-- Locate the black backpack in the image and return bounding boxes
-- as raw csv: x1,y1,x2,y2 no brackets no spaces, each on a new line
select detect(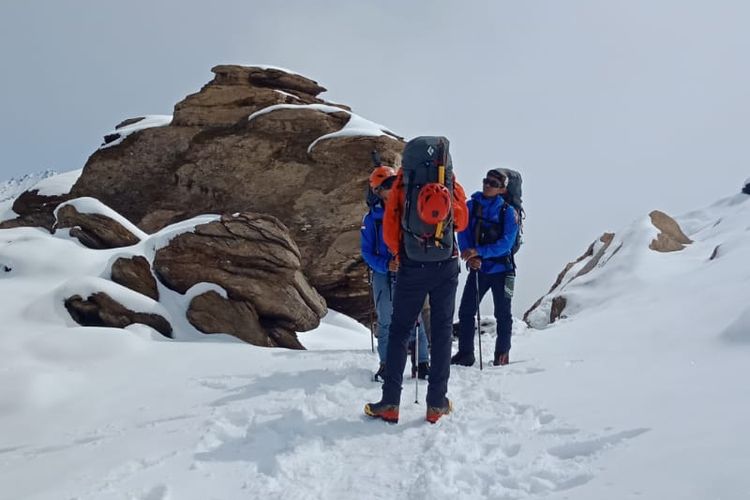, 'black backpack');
400,136,455,262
